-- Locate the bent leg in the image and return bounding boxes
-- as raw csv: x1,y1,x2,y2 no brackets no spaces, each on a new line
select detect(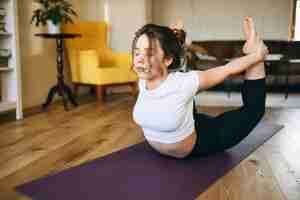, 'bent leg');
189,78,266,158
212,16,267,151
213,78,266,151
188,17,267,158
190,110,221,157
